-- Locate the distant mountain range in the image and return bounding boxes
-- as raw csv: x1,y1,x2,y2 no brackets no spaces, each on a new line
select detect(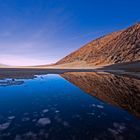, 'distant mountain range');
56,22,140,67
0,64,8,67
